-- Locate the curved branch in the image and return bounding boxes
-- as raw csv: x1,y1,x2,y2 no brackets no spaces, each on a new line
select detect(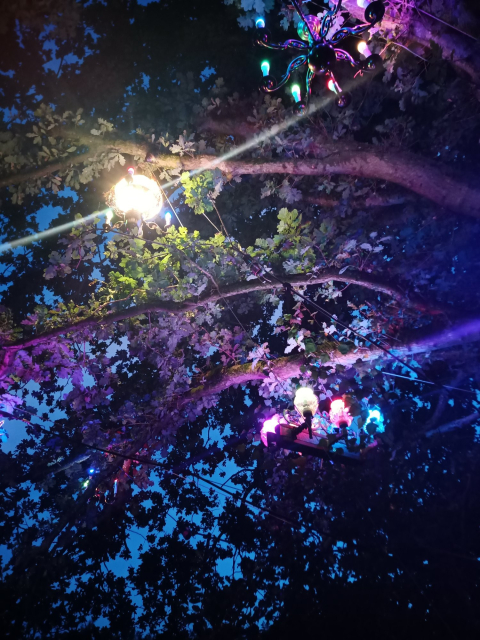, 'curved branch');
1,132,480,217
181,319,480,406
2,270,445,354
